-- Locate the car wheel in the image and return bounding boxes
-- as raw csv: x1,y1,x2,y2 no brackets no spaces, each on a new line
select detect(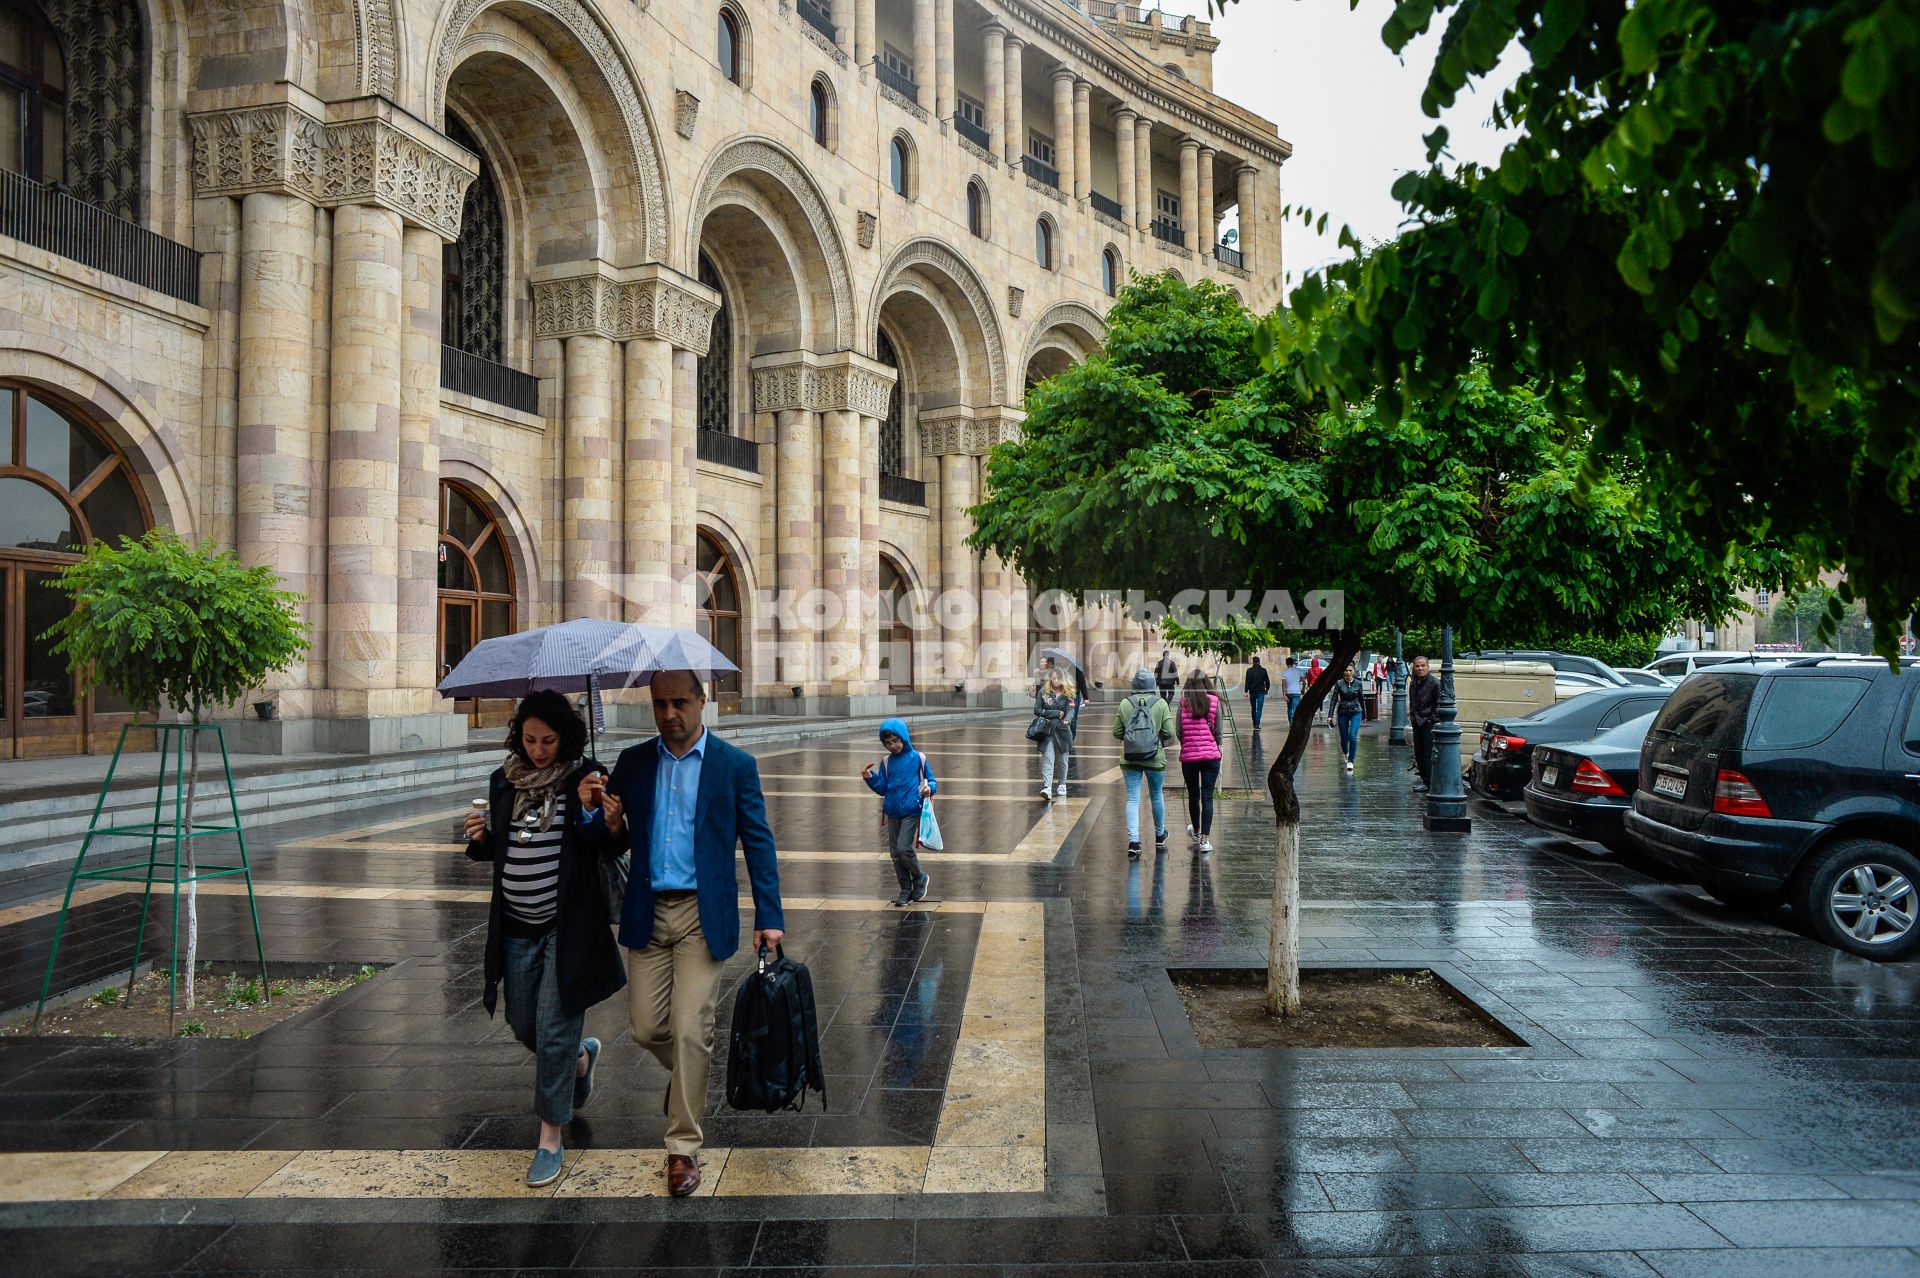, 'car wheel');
1790,838,1920,960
